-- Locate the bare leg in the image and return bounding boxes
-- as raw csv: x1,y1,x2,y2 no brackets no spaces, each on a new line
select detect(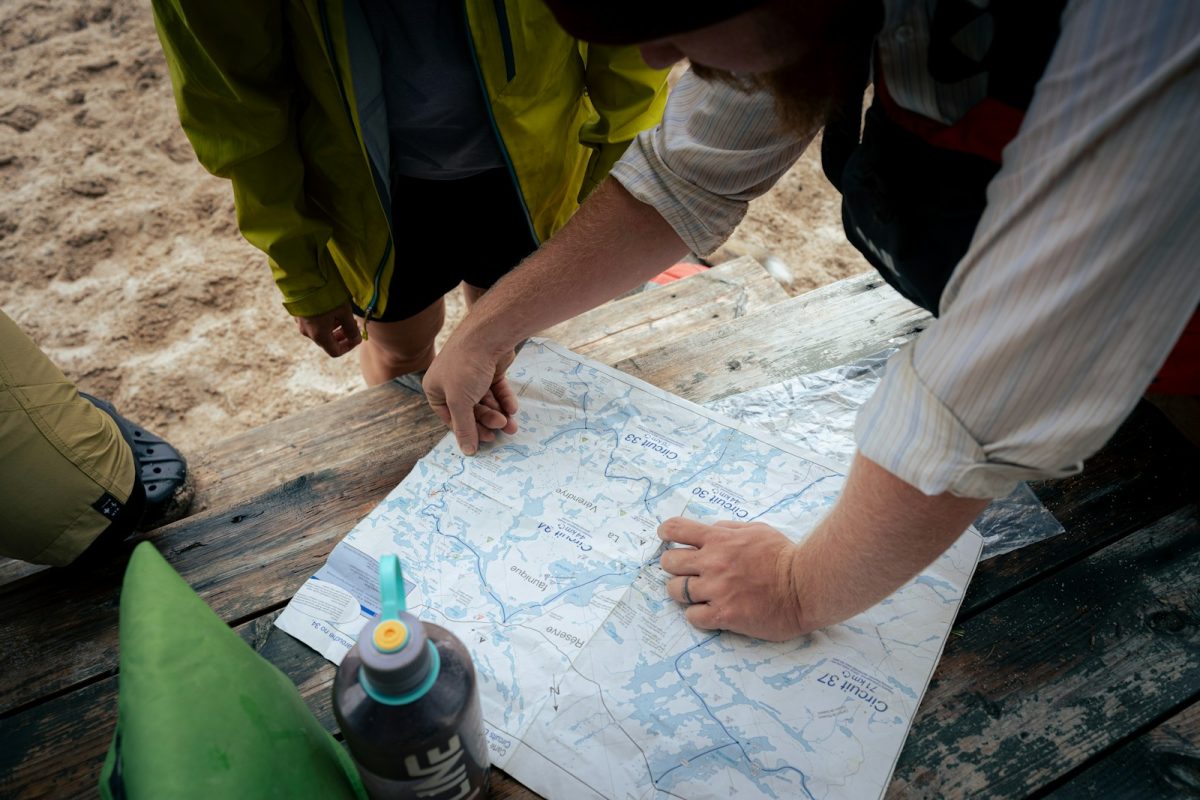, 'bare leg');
357,298,446,386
